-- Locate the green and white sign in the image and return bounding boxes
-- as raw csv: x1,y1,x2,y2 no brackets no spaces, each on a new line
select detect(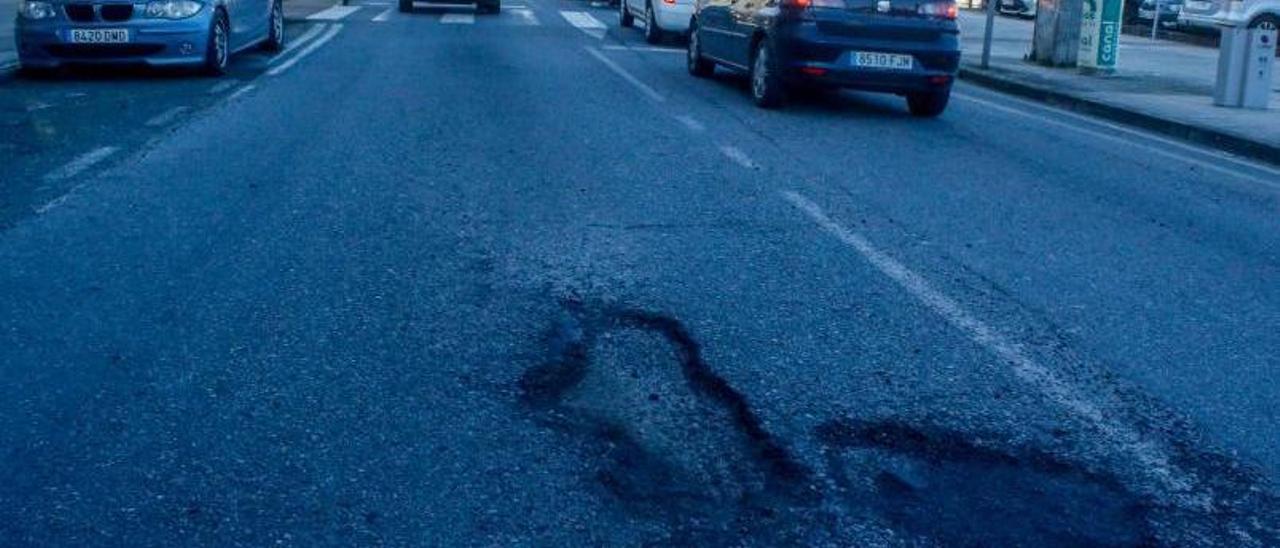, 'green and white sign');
1078,0,1124,70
